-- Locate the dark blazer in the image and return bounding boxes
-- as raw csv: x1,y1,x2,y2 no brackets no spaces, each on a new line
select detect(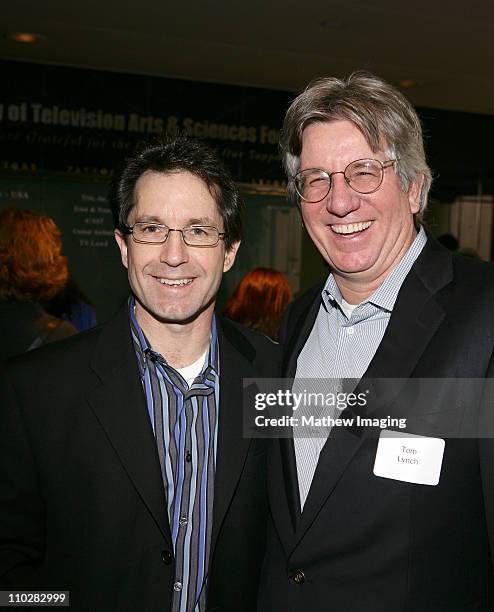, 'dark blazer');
0,305,279,611
259,238,494,612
